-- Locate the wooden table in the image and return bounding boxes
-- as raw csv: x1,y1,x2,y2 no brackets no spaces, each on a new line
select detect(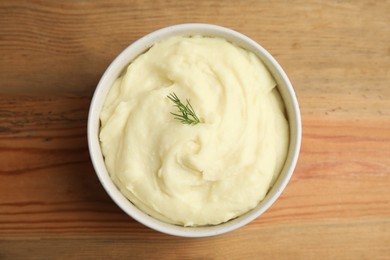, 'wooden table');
1,0,389,258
